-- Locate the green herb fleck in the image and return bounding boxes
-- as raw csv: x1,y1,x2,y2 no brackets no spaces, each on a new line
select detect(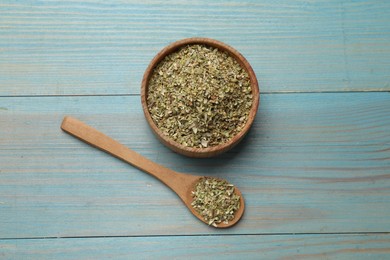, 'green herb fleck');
147,44,253,148
191,177,240,227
